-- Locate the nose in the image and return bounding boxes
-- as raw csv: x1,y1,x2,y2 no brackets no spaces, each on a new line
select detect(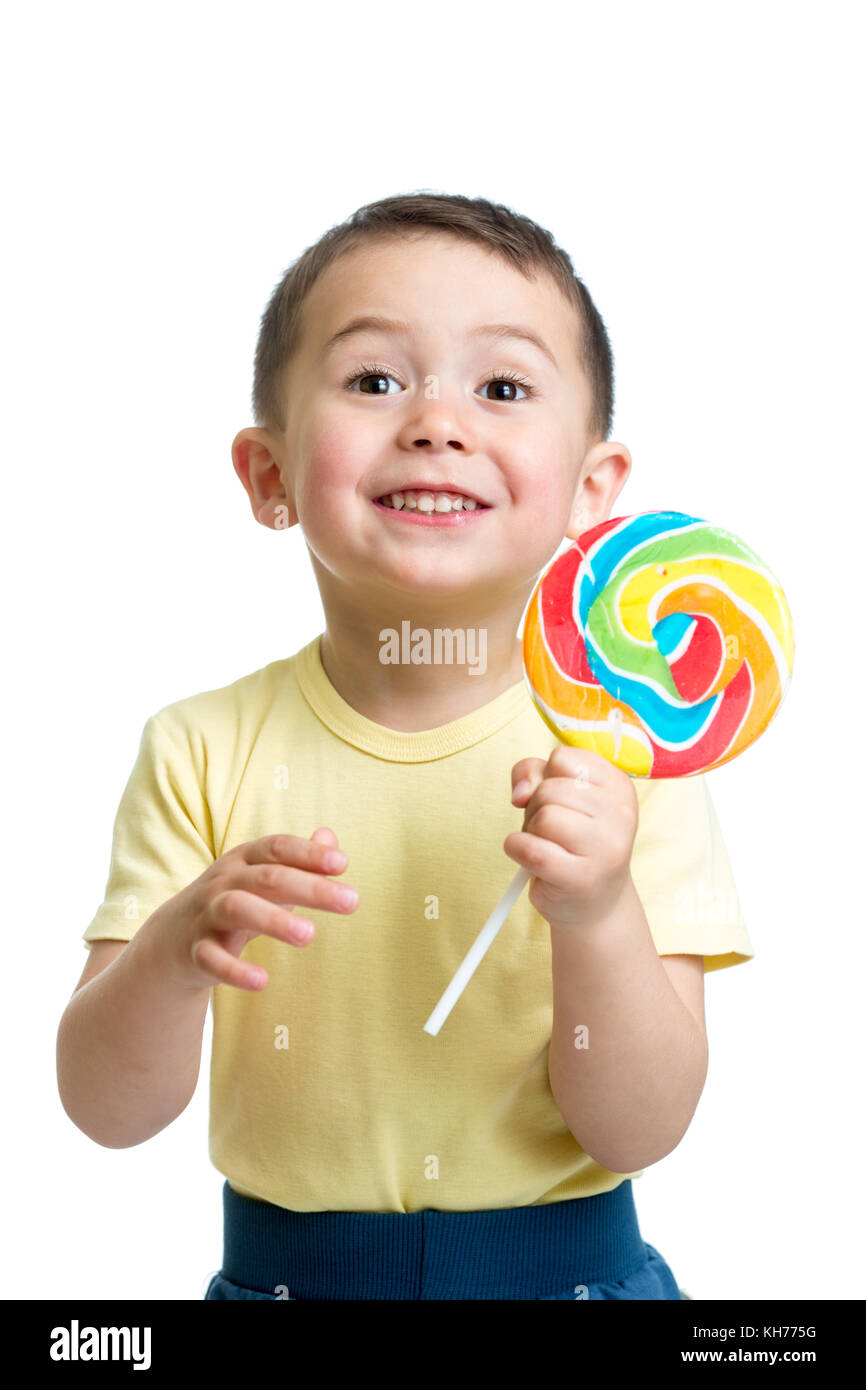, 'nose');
398,398,476,453
414,435,463,449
